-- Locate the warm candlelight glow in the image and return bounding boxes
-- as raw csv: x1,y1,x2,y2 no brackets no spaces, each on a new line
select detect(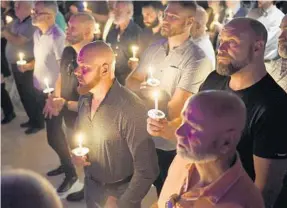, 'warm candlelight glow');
44,78,50,90
131,45,139,59
149,67,153,78
94,23,101,34
19,52,24,61
77,133,83,149
6,15,13,24
153,91,159,111
83,2,88,10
